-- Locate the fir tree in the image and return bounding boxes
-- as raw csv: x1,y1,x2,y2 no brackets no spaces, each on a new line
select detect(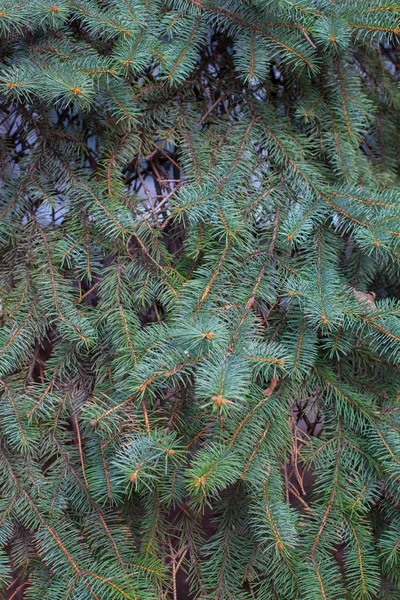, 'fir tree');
1,1,400,598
